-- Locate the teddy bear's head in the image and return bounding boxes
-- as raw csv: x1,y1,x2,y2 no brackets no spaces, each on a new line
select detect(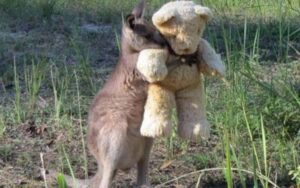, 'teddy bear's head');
152,1,212,55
